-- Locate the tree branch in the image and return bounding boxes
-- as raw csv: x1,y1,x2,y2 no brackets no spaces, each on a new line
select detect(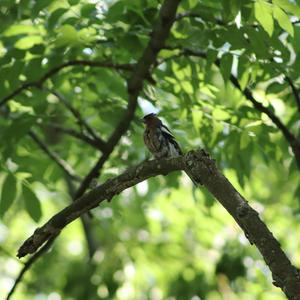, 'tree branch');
7,234,57,300
108,0,181,148
9,3,181,299
165,47,300,170
29,130,81,182
175,11,226,26
16,149,300,299
45,123,107,152
285,75,300,115
46,89,106,146
65,176,99,259
0,60,133,108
